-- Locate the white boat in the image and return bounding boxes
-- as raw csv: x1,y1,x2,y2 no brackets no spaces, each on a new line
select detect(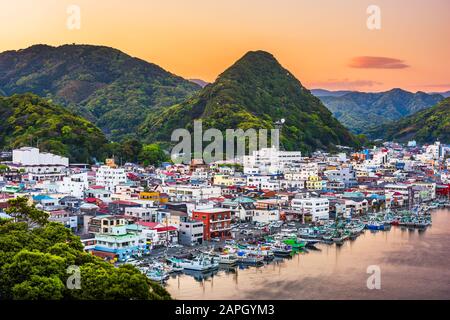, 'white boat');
146,266,169,282
178,254,219,272
236,252,264,265
218,253,238,265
